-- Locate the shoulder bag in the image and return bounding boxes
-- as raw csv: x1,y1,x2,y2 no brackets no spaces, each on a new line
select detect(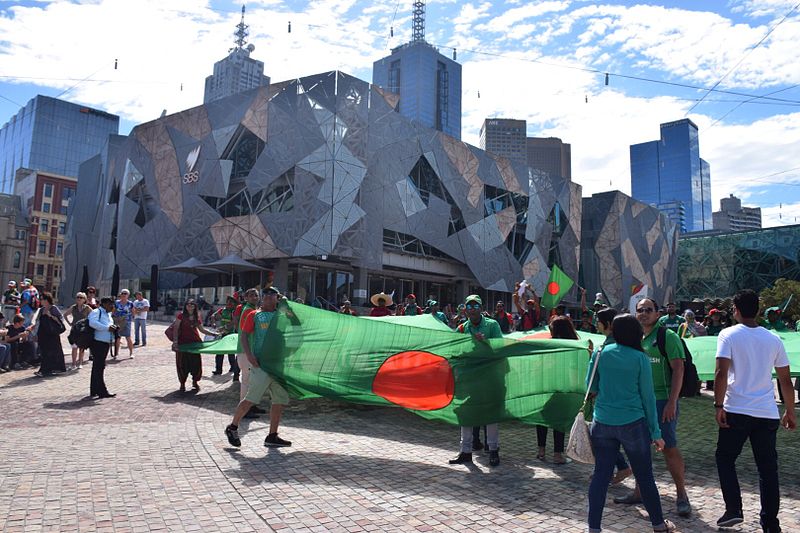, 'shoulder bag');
565,348,602,464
